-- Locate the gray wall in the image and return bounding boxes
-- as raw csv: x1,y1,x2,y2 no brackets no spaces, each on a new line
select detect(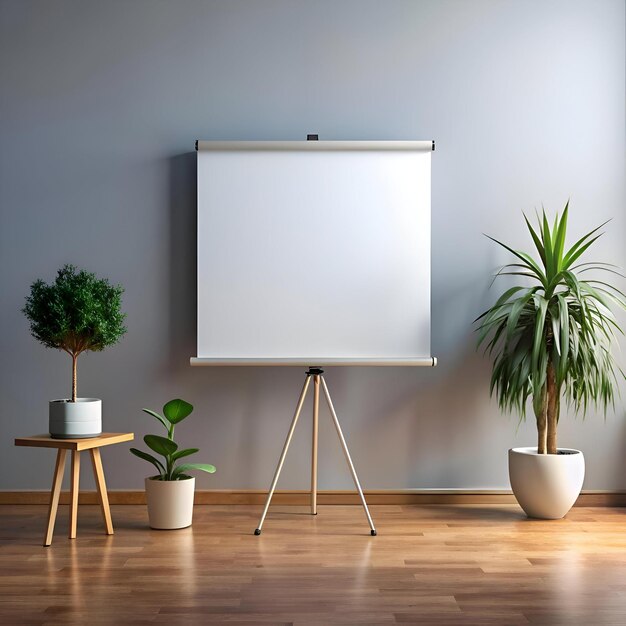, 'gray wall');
1,0,625,492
